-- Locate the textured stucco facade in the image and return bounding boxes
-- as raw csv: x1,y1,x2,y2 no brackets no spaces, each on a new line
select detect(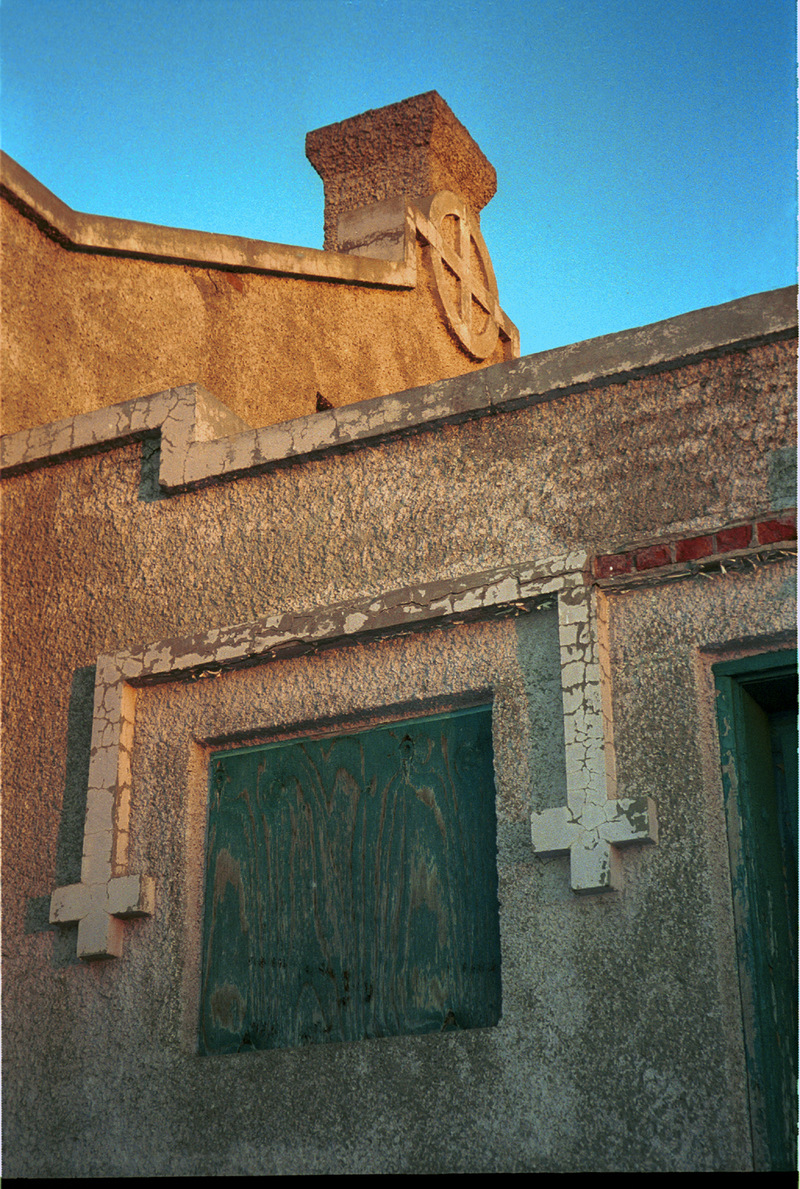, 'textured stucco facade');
1,94,797,1175
0,92,516,438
